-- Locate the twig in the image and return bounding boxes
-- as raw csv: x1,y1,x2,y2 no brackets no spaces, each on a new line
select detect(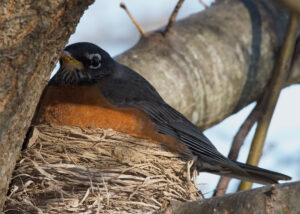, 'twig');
193,169,198,186
239,12,300,191
216,28,299,195
228,101,264,161
164,0,185,35
186,159,194,183
214,97,265,196
199,0,208,9
120,2,145,36
290,36,300,68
